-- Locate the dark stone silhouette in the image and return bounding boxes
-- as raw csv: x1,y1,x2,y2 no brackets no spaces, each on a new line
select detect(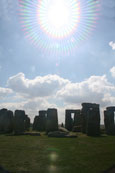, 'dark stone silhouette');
33,116,39,131
65,110,74,131
13,110,28,134
46,108,58,132
0,109,13,133
24,115,30,131
81,103,100,136
104,107,115,135
38,110,47,131
33,111,47,131
65,109,82,131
